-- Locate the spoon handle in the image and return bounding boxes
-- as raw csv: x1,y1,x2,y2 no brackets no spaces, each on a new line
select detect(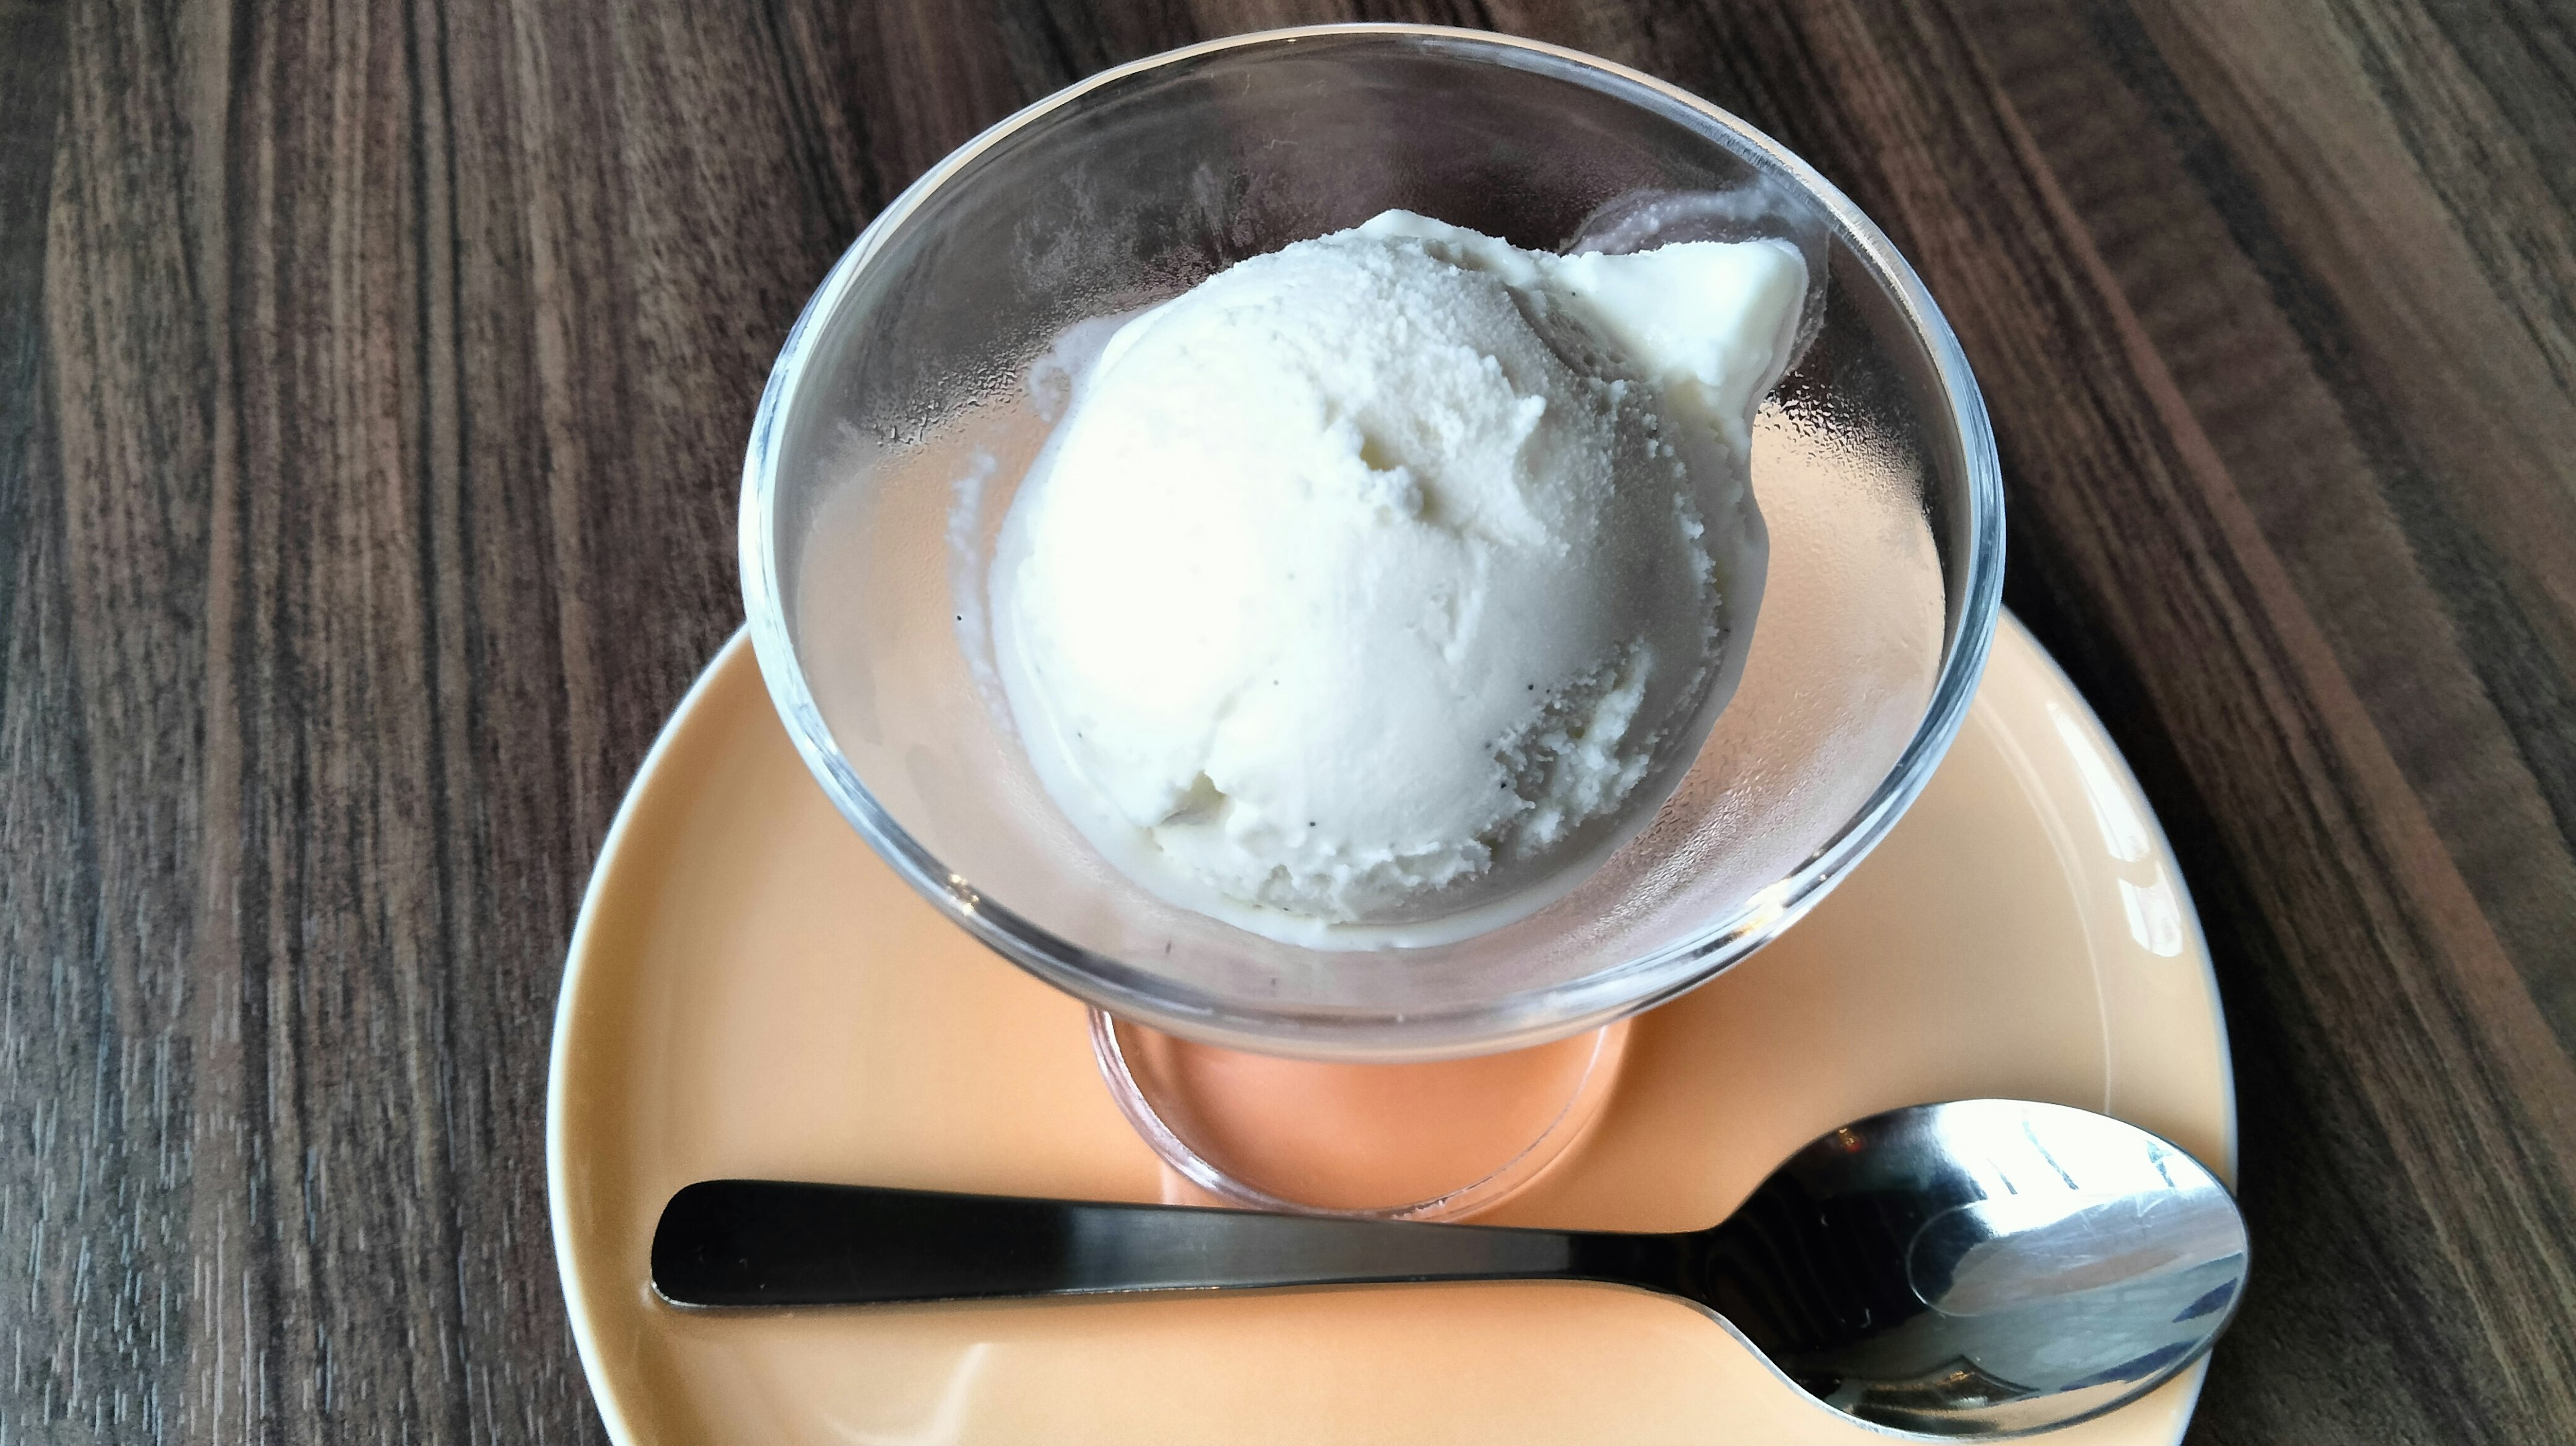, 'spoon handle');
652,1180,1664,1307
